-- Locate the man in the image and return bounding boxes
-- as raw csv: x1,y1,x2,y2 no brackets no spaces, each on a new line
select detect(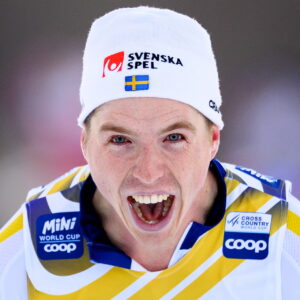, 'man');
1,6,299,300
